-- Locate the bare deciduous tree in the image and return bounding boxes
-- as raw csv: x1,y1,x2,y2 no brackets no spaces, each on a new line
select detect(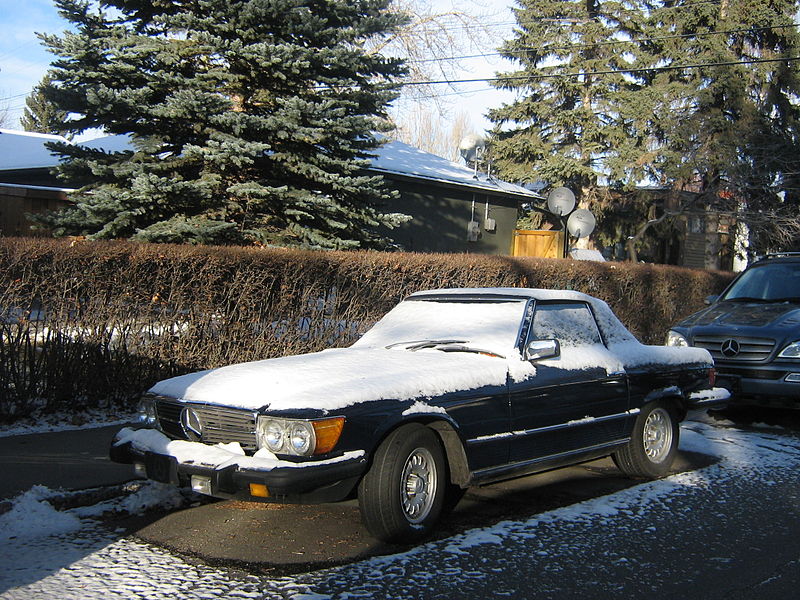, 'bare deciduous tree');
0,96,11,128
390,107,477,161
376,0,505,155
